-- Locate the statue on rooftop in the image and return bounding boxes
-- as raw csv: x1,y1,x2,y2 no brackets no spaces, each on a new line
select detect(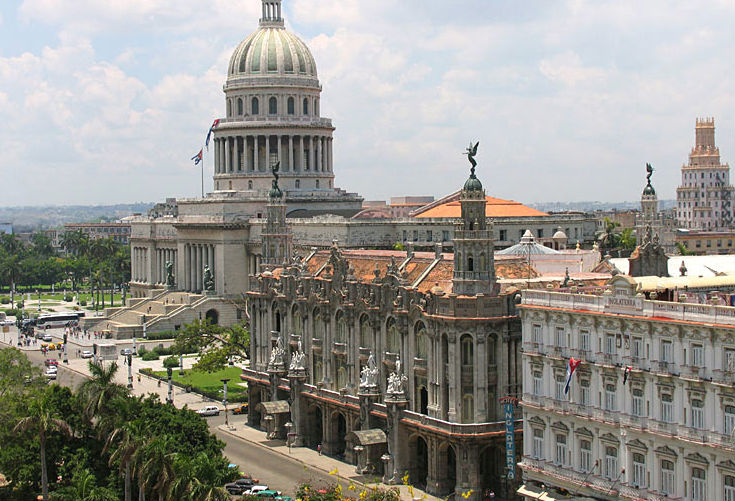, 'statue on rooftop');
203,265,214,291
646,162,654,184
359,351,379,389
465,141,480,176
